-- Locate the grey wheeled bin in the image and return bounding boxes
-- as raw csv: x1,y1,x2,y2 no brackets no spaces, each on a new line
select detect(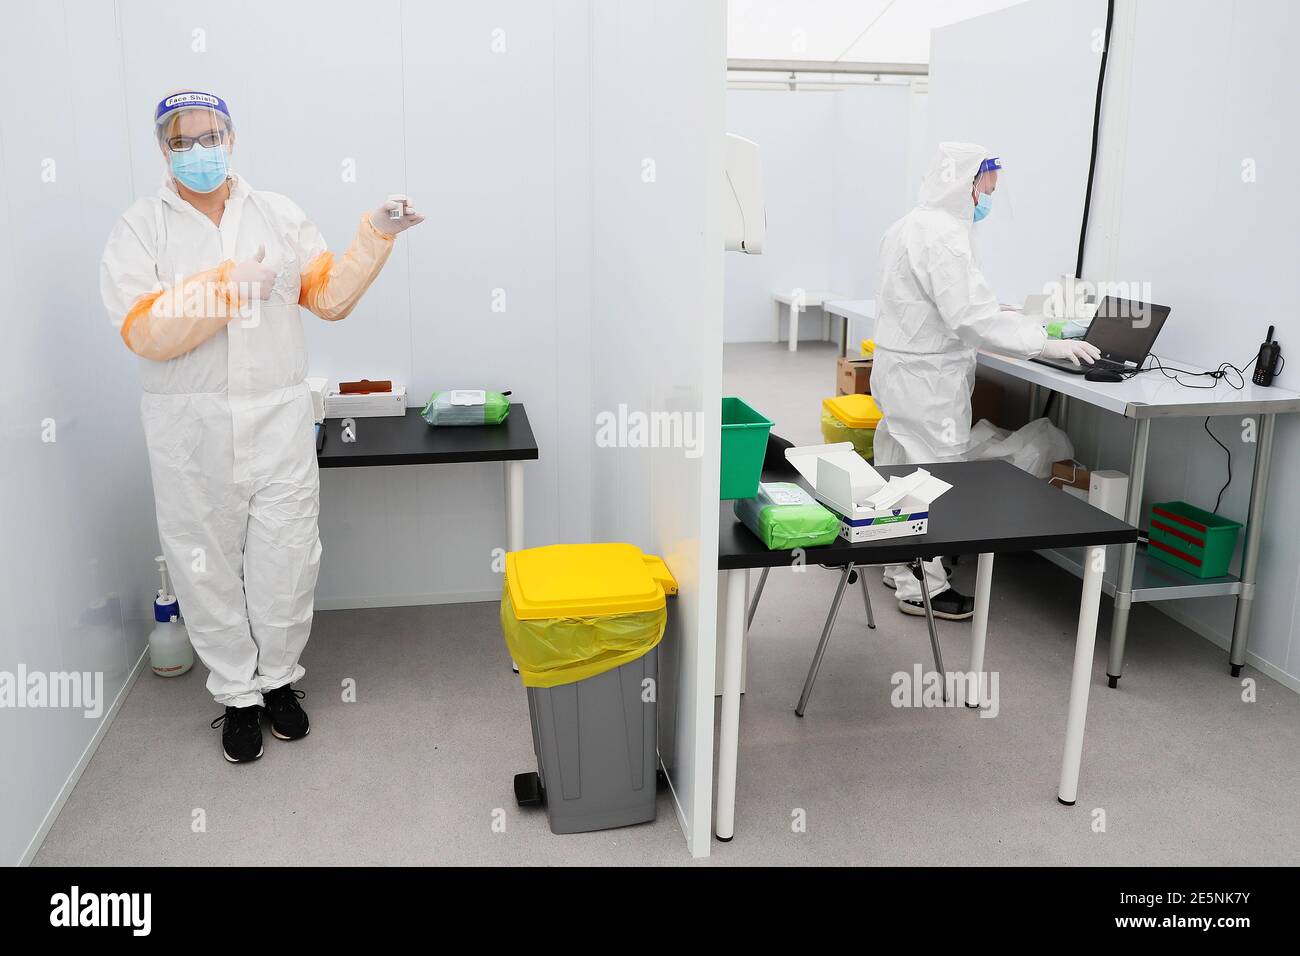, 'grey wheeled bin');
521,647,658,833
501,543,677,834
